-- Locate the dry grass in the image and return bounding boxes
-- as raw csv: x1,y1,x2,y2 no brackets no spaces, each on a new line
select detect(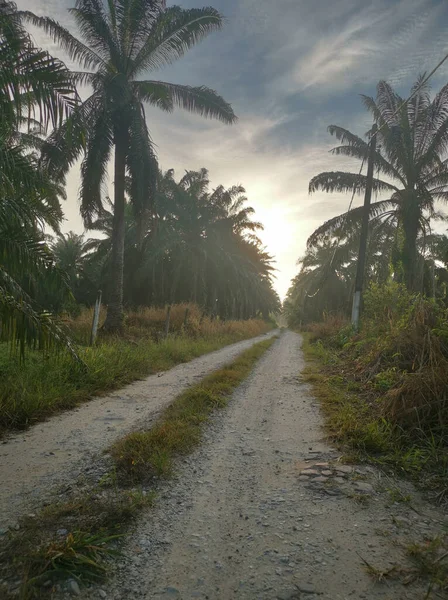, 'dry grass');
301,286,448,501
304,313,349,343
66,303,270,345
